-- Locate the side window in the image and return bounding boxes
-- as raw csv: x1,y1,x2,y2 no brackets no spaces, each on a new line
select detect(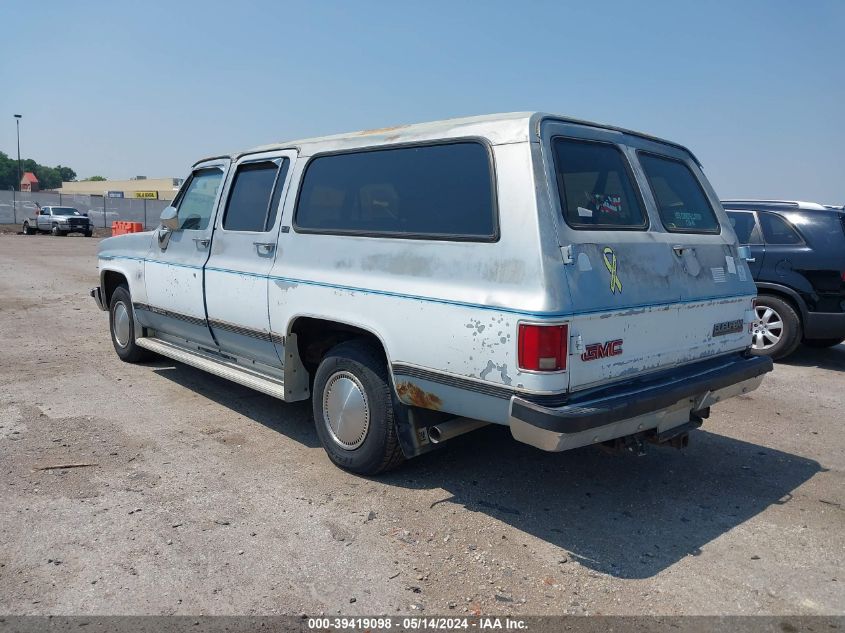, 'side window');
638,152,719,233
176,169,224,231
551,138,647,229
726,211,760,244
758,211,803,245
222,160,288,232
294,142,496,240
